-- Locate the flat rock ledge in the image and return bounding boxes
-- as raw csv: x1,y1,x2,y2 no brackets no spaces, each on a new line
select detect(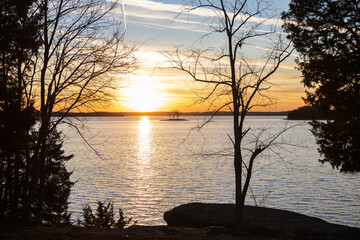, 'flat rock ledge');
164,203,360,239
